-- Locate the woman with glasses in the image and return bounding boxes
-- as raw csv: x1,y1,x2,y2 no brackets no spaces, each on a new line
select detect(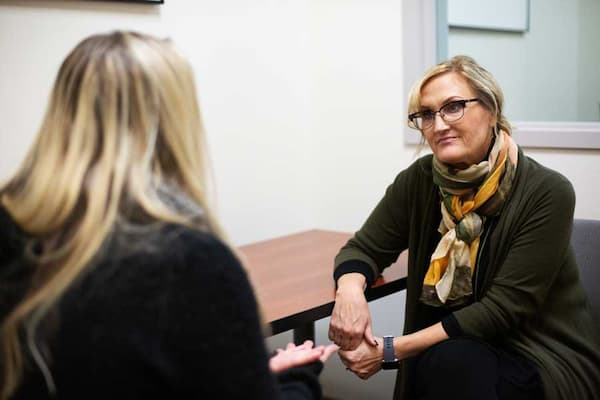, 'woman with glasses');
0,31,337,399
328,55,600,399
